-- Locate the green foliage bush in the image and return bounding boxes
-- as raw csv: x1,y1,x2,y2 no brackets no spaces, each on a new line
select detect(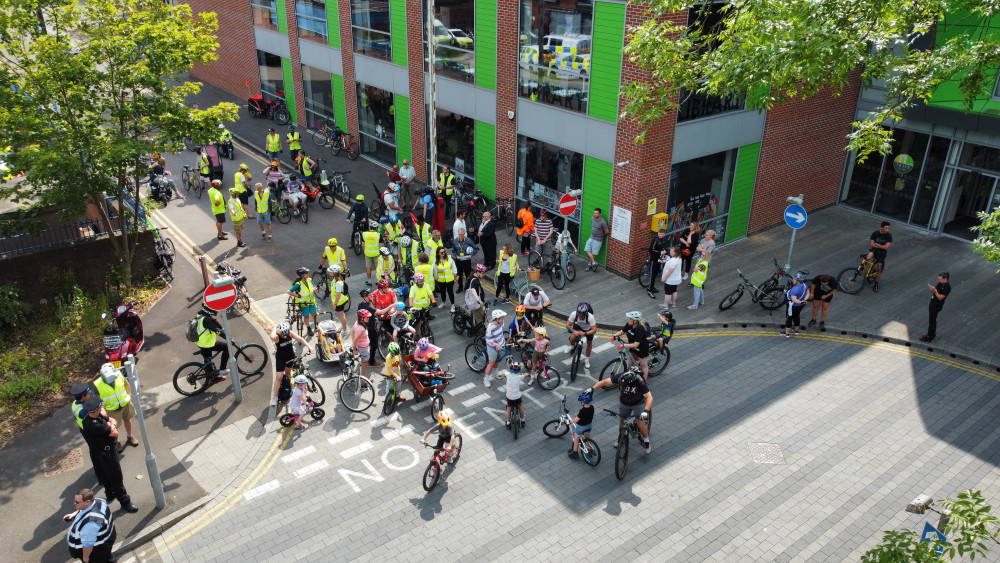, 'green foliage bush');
0,283,31,340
